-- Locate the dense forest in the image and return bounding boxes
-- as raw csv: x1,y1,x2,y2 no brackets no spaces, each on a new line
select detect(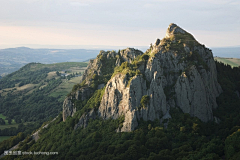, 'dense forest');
1,61,238,160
